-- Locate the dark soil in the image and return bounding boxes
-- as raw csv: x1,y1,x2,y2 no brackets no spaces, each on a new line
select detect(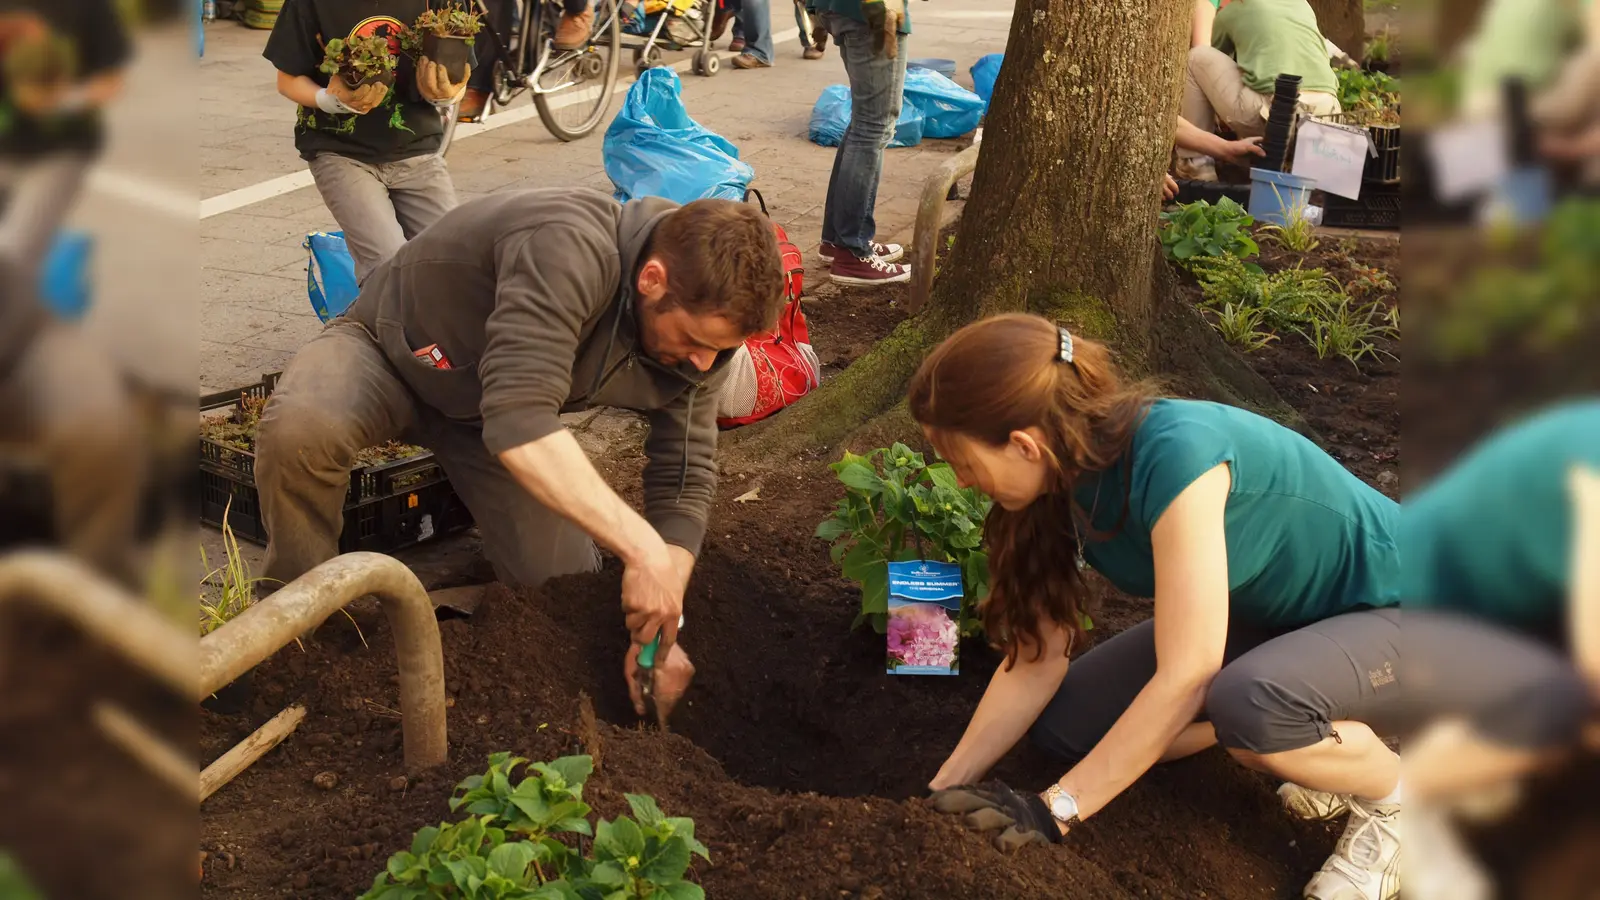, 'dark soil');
0,609,194,900
188,231,1421,900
